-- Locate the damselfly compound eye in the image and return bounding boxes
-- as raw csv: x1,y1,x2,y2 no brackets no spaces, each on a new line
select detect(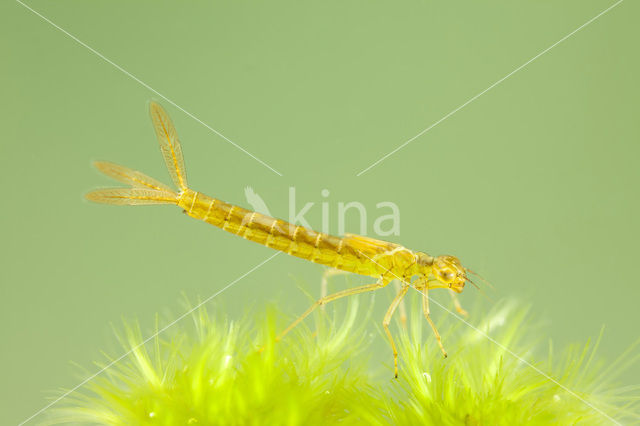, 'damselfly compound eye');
438,269,455,282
